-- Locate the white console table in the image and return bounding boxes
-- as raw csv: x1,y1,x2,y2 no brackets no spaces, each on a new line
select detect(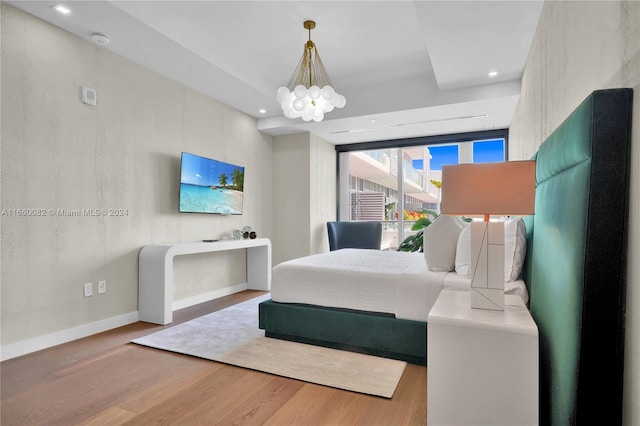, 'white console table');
138,238,271,325
427,290,538,425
